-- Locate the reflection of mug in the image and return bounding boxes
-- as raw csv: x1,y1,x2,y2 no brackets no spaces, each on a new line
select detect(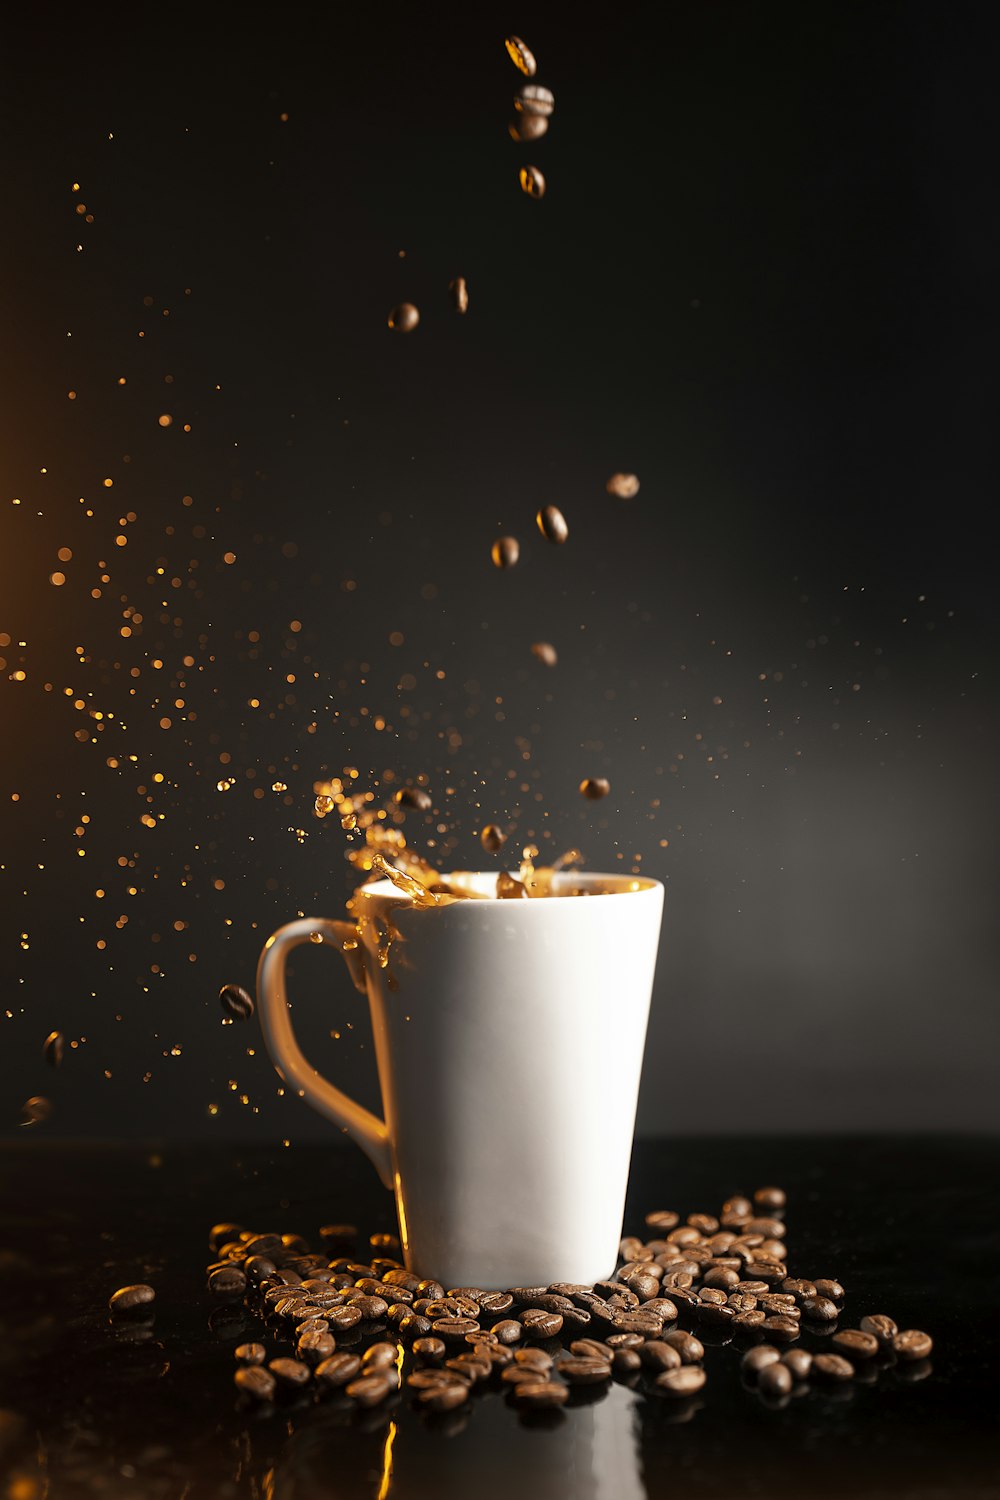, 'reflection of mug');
257,871,663,1289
